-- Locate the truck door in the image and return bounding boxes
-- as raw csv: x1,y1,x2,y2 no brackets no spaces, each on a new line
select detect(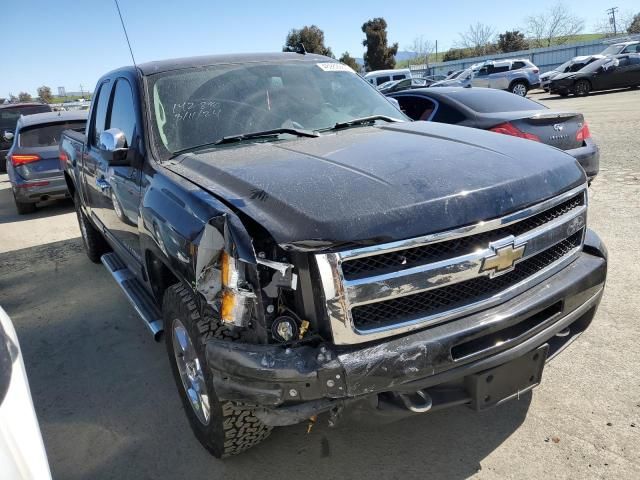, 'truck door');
92,77,144,266
82,79,112,222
